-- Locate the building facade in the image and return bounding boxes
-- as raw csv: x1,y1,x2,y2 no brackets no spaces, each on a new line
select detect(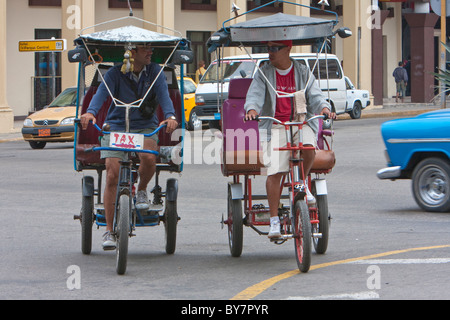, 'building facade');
0,0,440,133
